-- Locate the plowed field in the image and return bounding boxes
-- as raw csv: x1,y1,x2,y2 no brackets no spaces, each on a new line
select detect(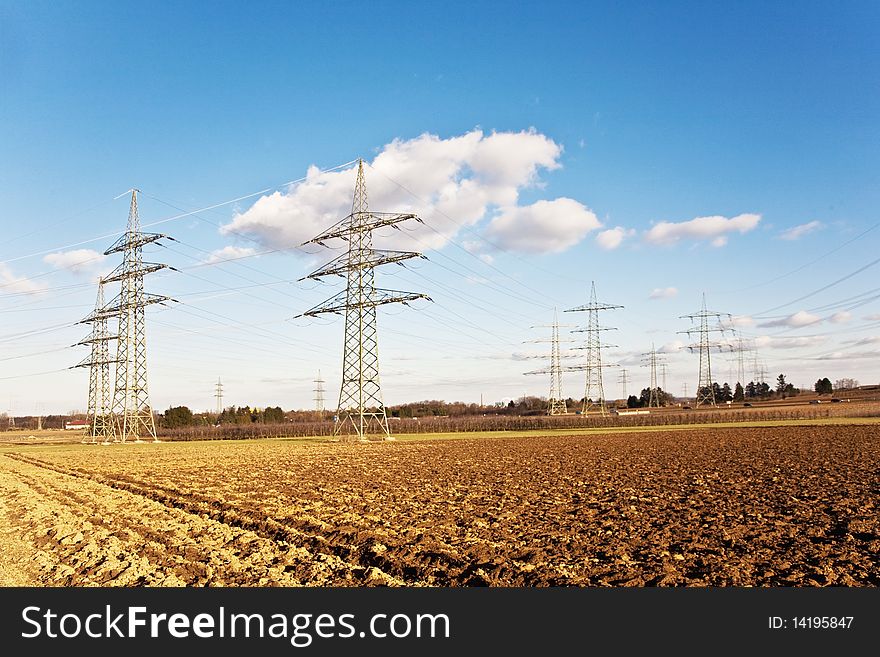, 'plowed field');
1,425,877,586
